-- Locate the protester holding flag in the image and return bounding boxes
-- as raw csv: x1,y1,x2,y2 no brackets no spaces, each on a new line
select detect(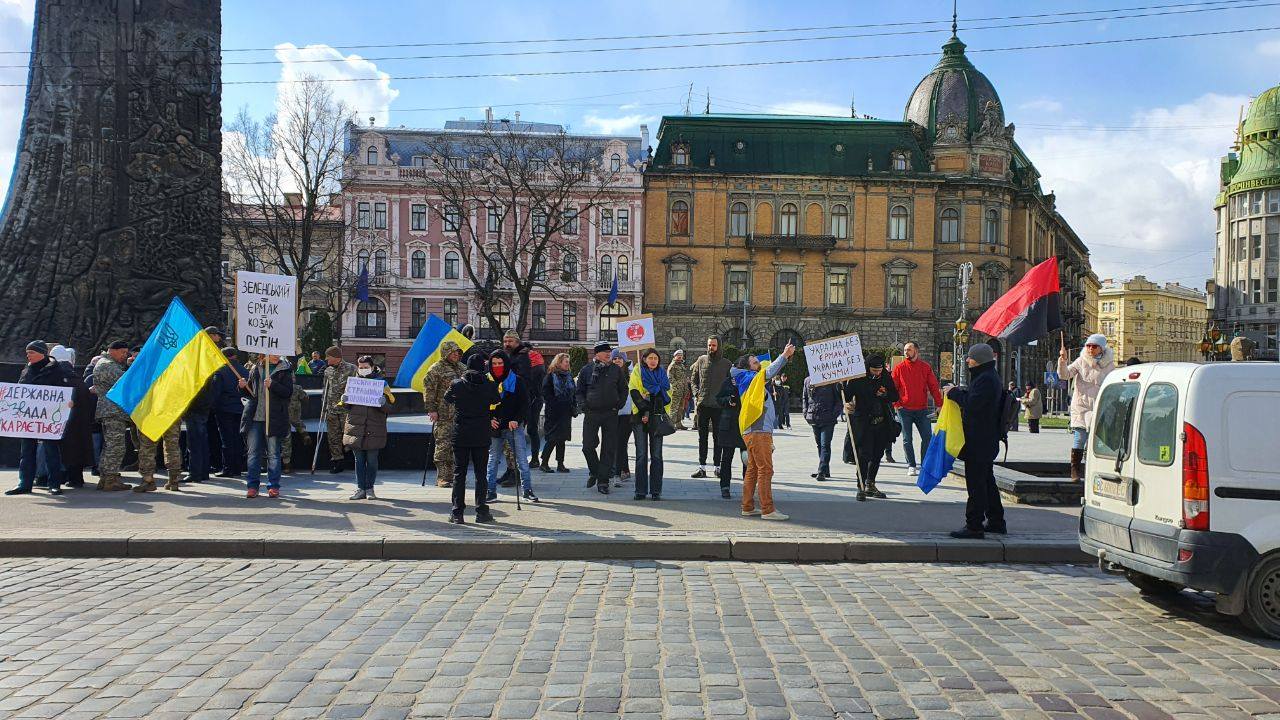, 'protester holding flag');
90,342,133,492
421,341,467,488
343,356,392,500
843,354,900,501
1058,333,1115,483
4,341,75,496
484,350,538,504
715,364,747,500
629,348,670,501
239,355,294,498
445,355,497,524
732,342,795,521
944,343,1006,539
321,347,356,473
